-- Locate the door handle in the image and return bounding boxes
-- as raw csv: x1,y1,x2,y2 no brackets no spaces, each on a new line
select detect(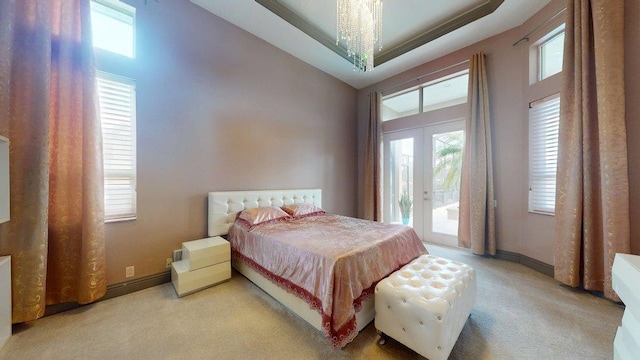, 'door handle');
424,191,430,200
